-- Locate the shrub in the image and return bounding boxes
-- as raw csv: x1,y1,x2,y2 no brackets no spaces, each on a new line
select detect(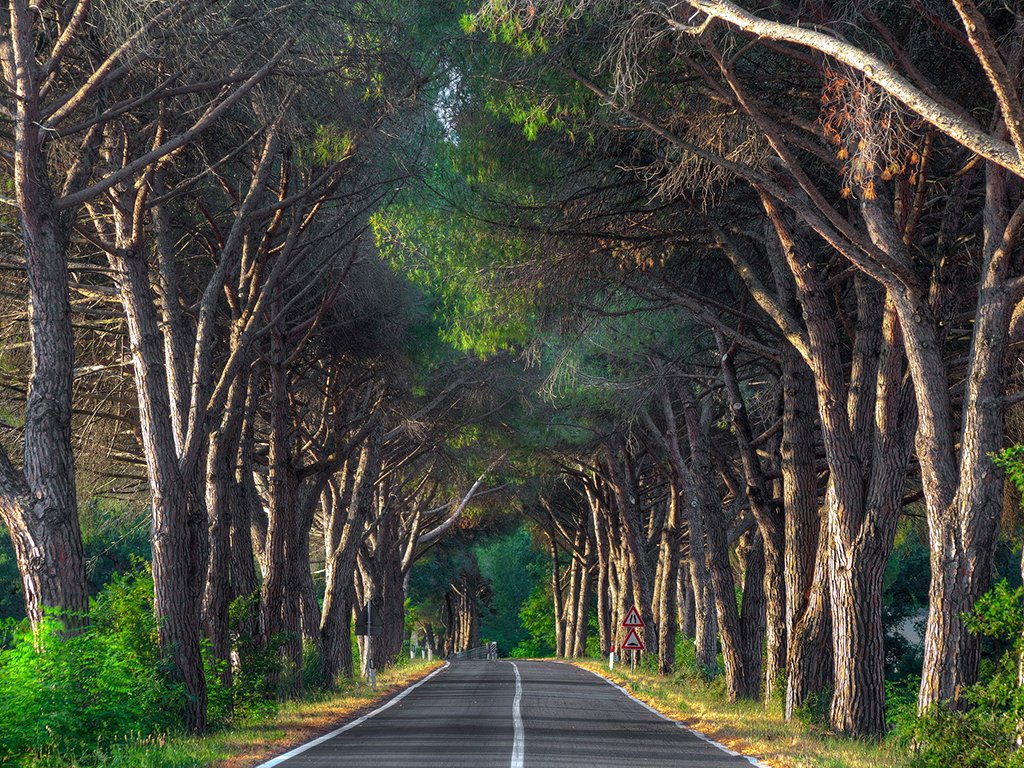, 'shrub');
0,566,181,763
888,579,1024,767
